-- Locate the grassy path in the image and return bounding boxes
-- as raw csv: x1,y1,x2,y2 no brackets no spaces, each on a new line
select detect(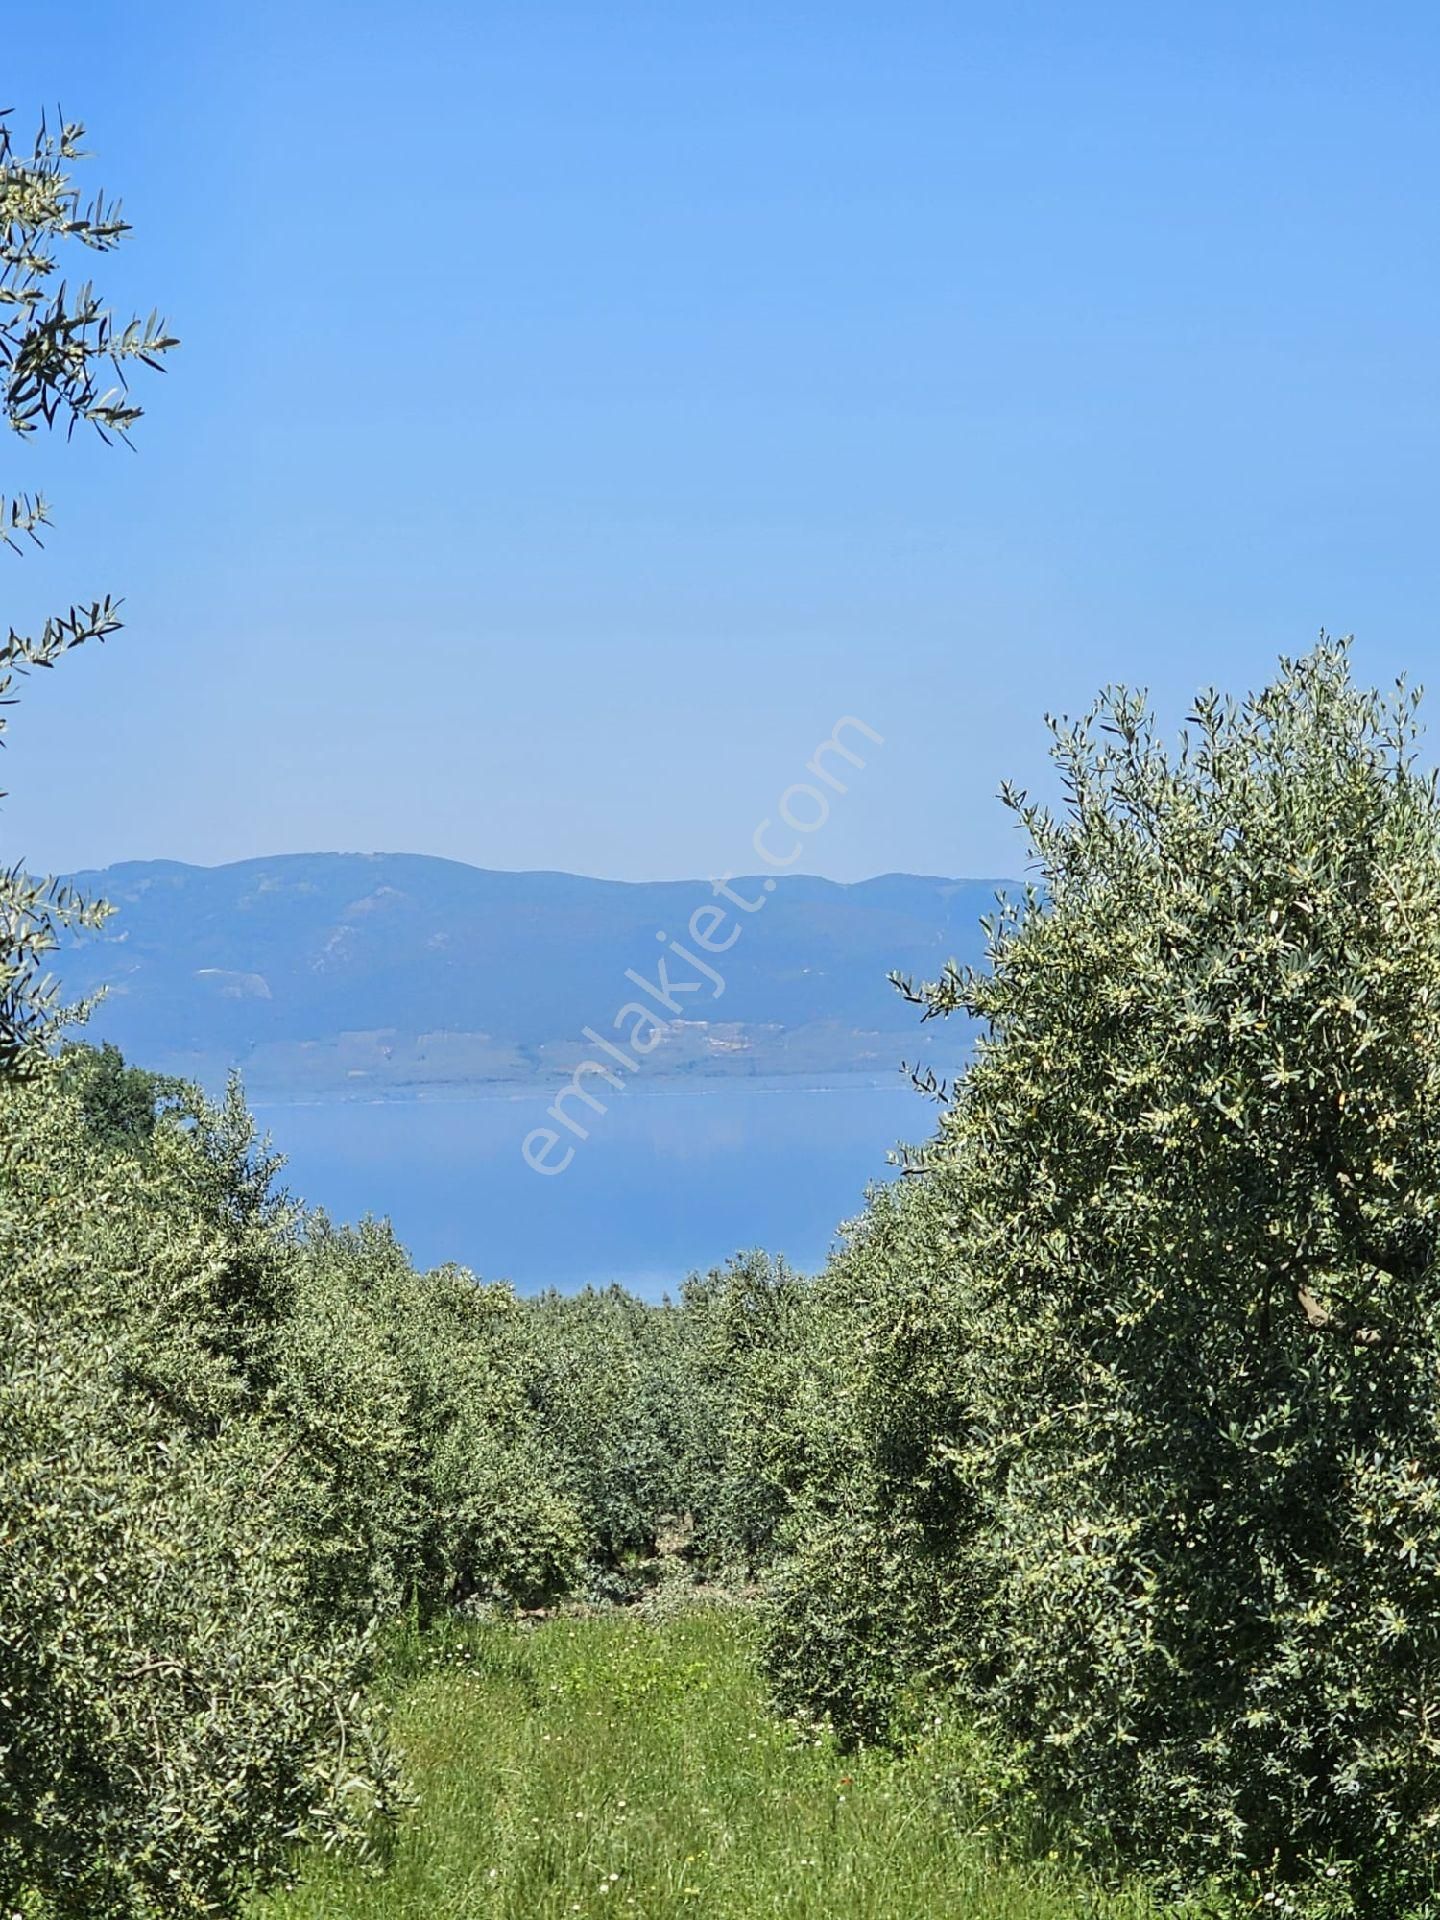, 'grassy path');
252,1605,1157,1920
